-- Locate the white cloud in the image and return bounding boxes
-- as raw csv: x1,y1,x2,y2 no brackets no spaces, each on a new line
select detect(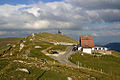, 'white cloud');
24,20,50,29
23,7,40,17
0,4,27,17
0,0,120,37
